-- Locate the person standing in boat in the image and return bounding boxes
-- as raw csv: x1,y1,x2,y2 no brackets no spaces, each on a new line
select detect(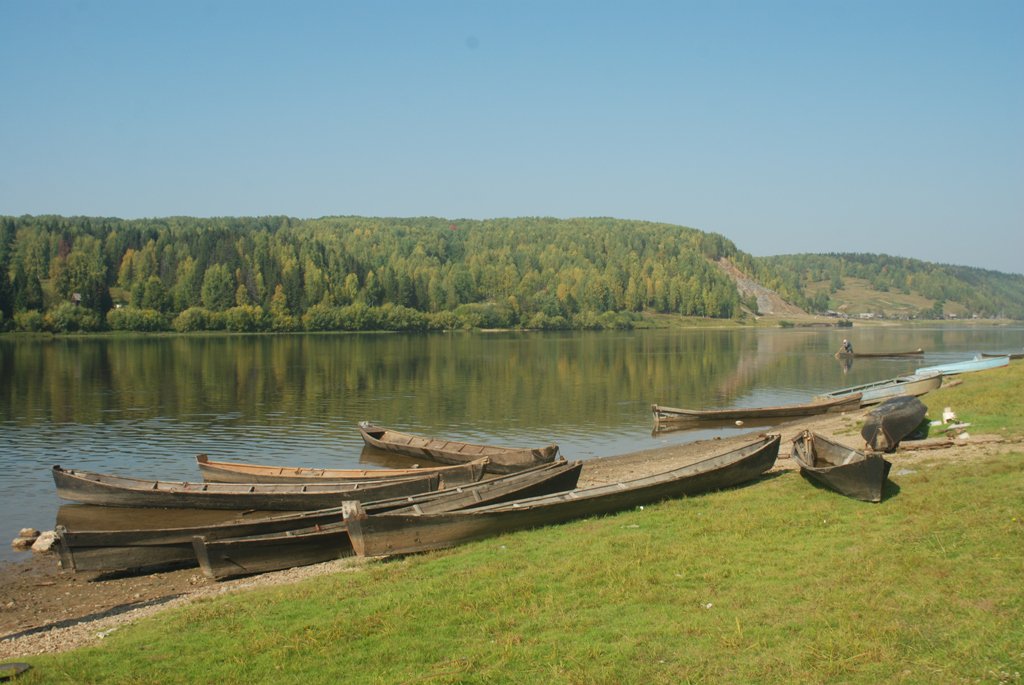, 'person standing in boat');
841,339,853,354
